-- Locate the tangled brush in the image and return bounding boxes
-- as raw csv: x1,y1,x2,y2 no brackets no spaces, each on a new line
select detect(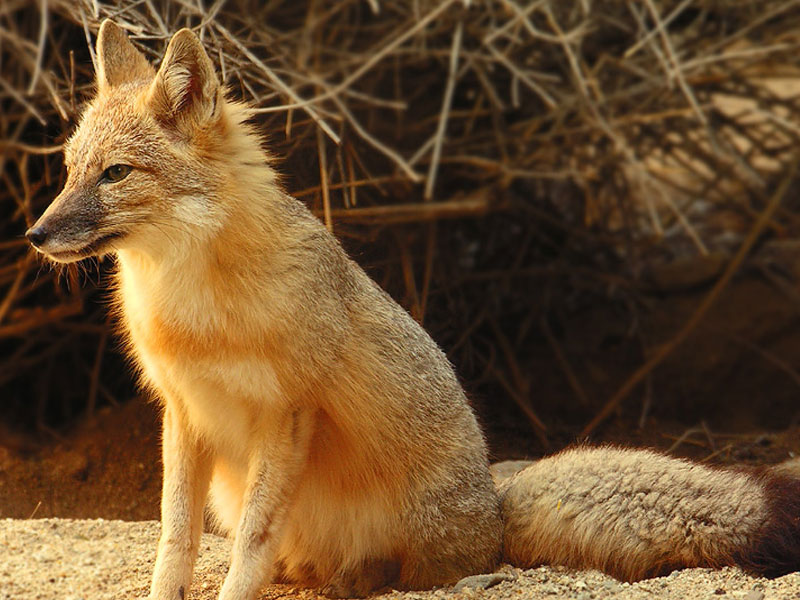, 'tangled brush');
2,0,799,439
